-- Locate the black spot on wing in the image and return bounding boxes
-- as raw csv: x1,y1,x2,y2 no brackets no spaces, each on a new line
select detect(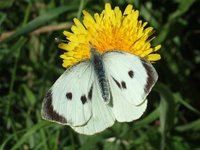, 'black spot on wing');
42,90,67,123
112,77,121,89
140,58,157,93
66,92,72,100
88,84,93,100
128,70,134,78
121,81,127,89
81,95,87,104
